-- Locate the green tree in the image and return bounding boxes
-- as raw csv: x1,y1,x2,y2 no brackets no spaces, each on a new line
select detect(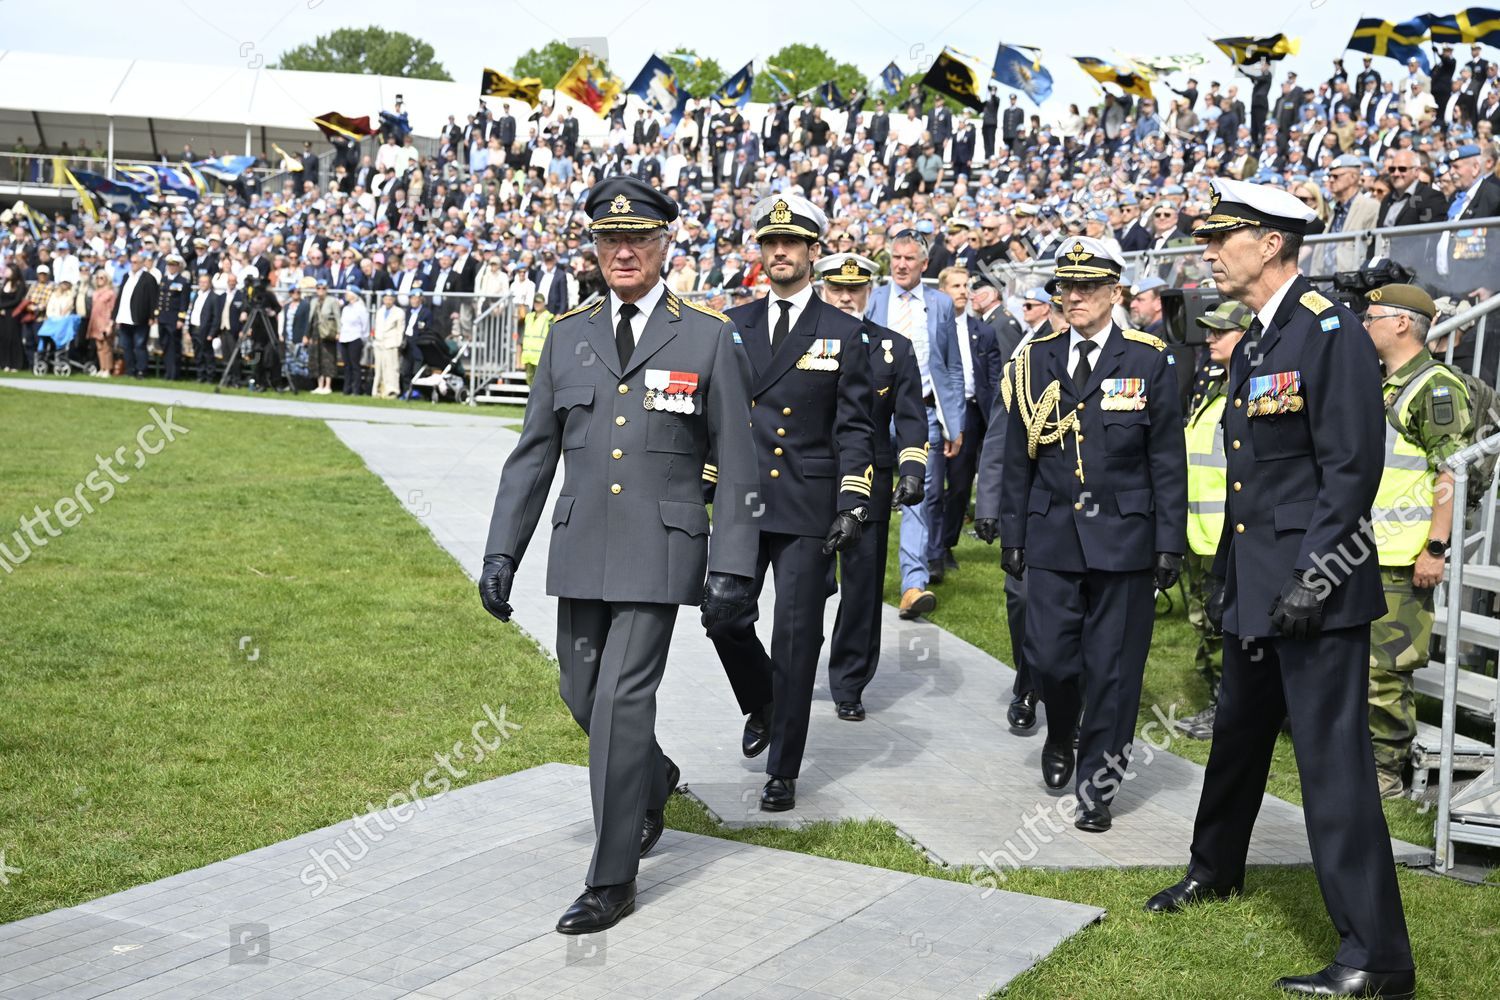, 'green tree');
662,48,726,102
512,40,582,88
751,43,867,105
273,26,451,80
